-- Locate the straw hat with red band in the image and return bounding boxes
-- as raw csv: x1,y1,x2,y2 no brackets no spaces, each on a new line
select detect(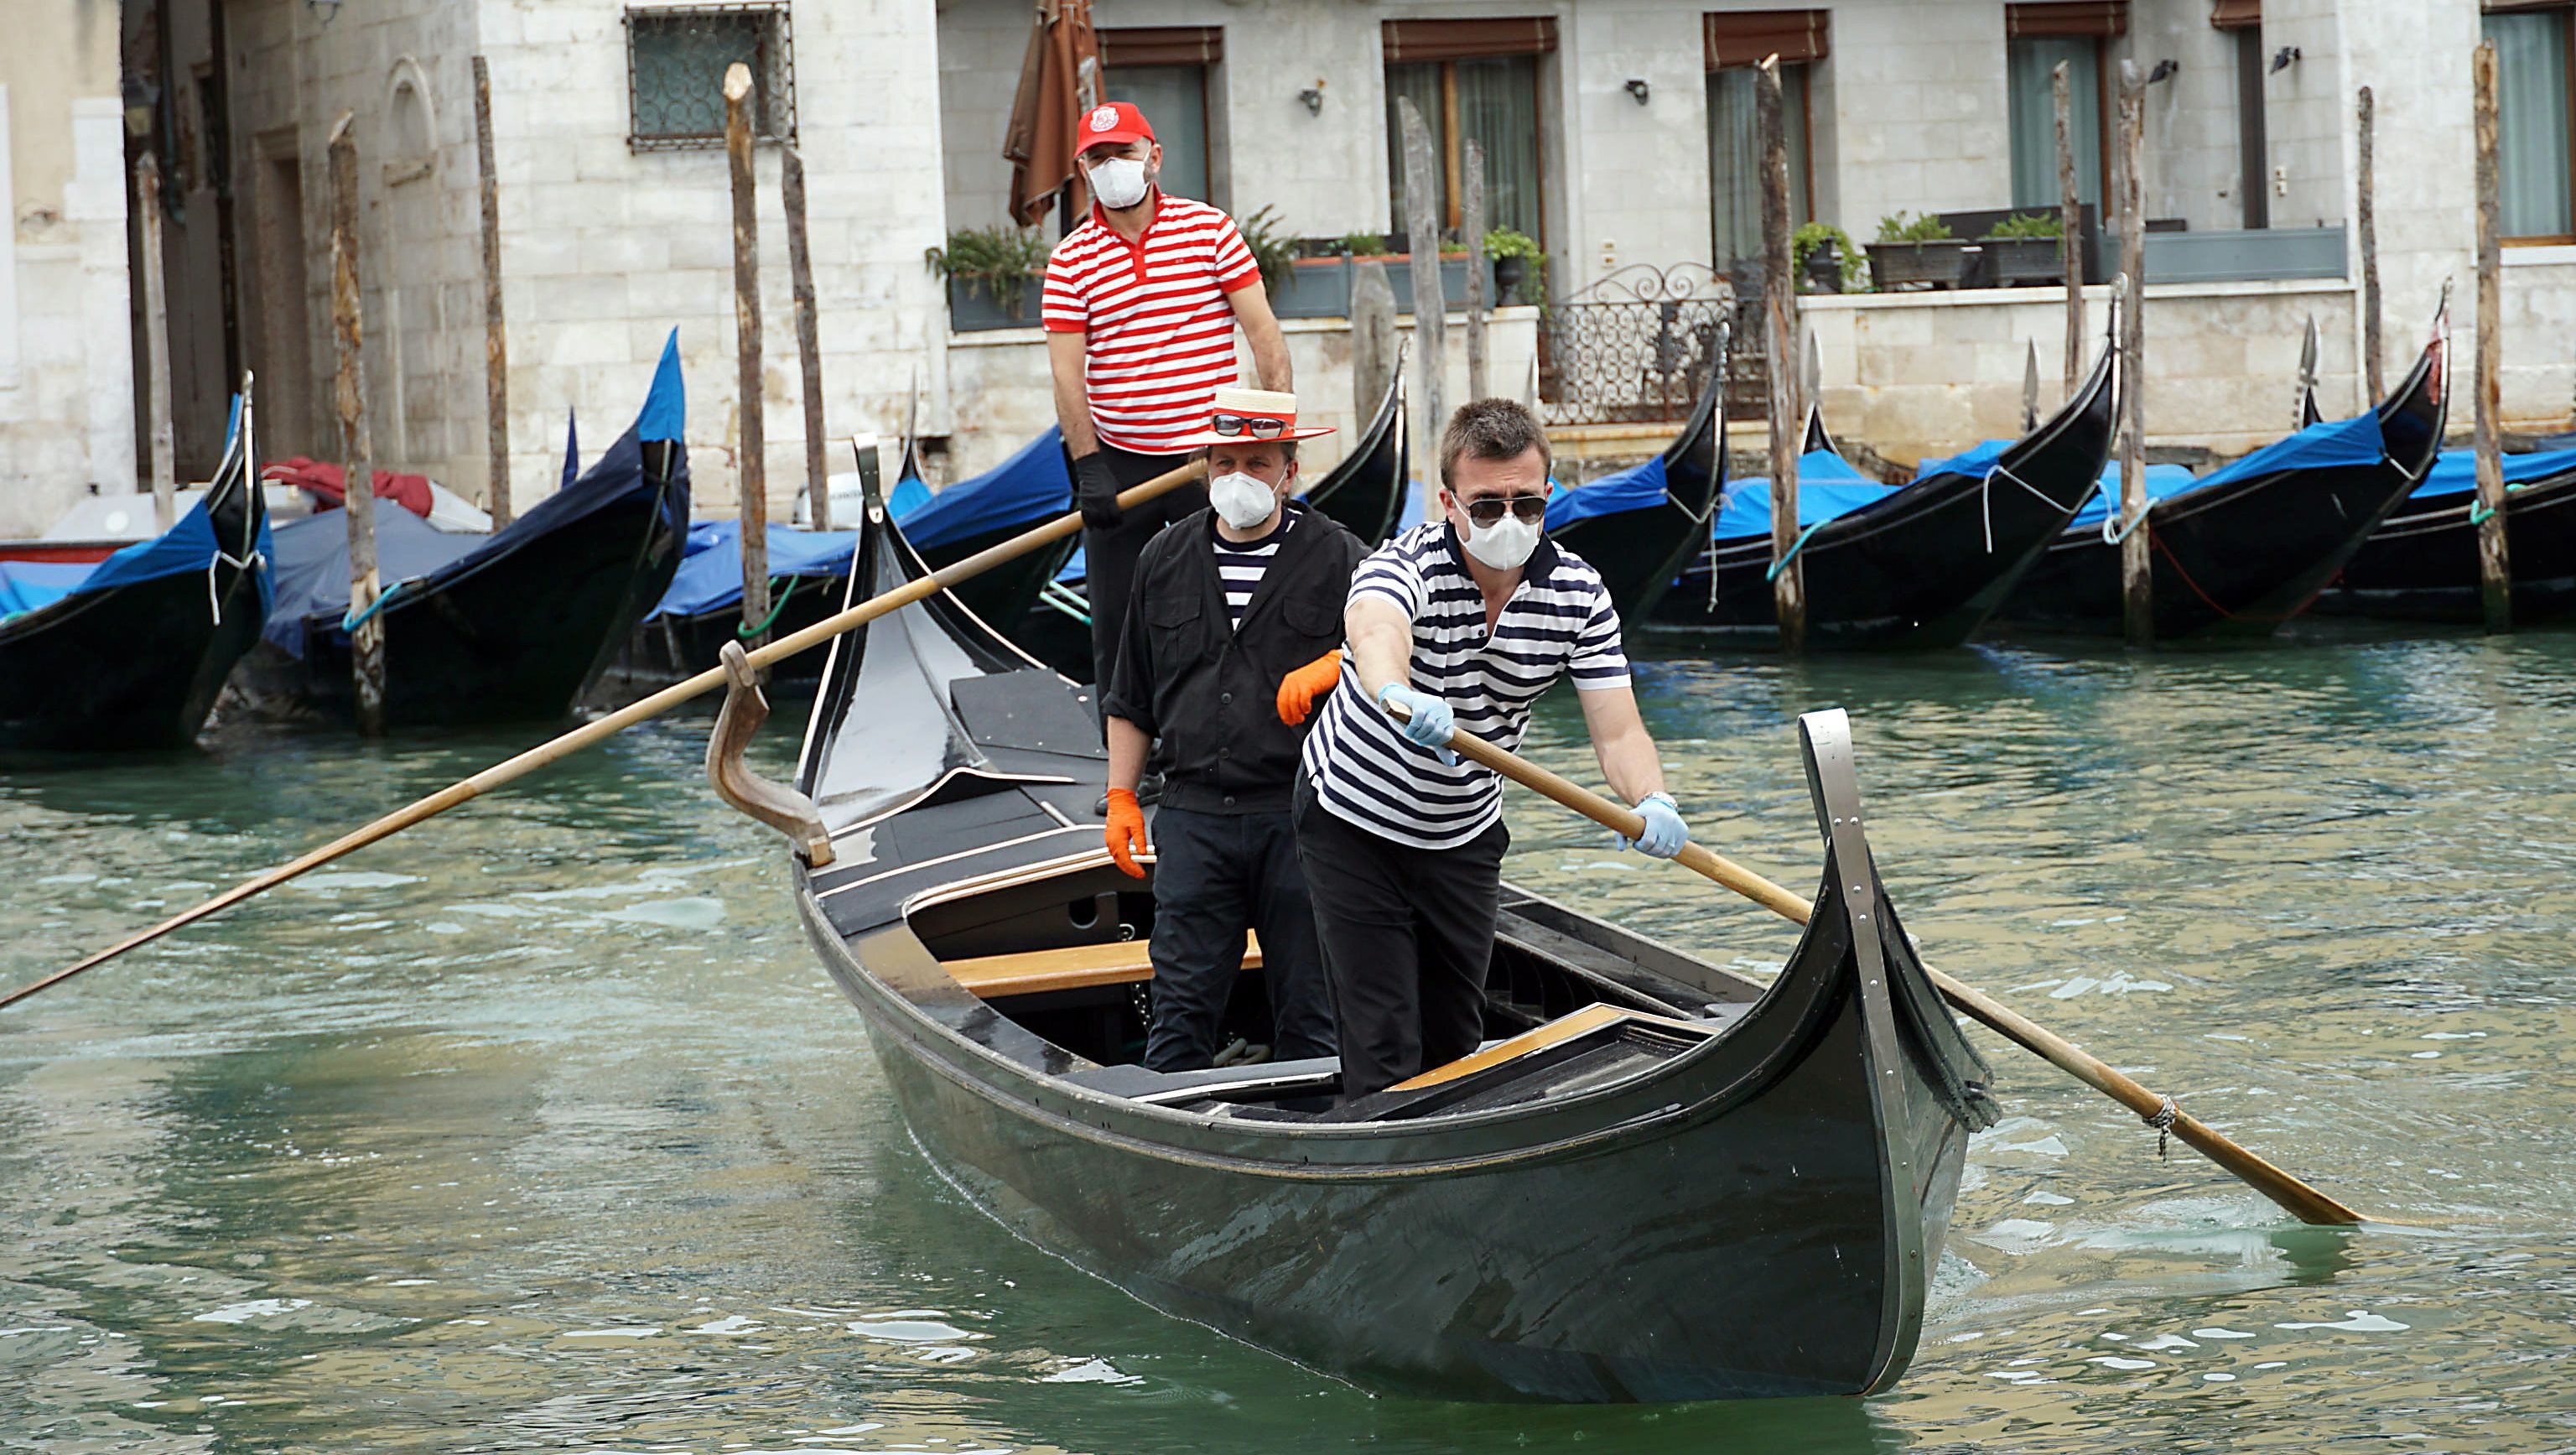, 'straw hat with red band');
1172,387,1337,448
1078,101,1156,153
